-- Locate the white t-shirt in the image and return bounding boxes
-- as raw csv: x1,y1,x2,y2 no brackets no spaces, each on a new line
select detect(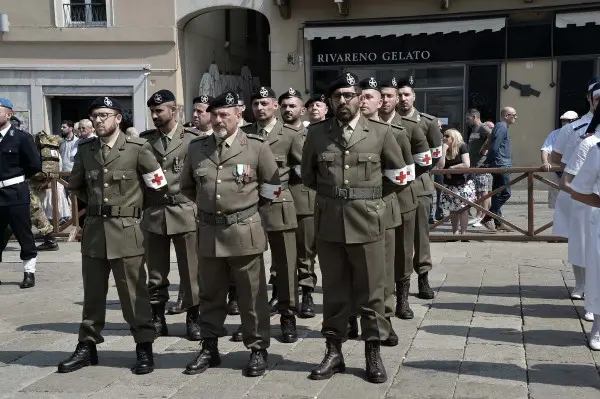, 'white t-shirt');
571,144,600,198
558,112,593,164
565,130,600,176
